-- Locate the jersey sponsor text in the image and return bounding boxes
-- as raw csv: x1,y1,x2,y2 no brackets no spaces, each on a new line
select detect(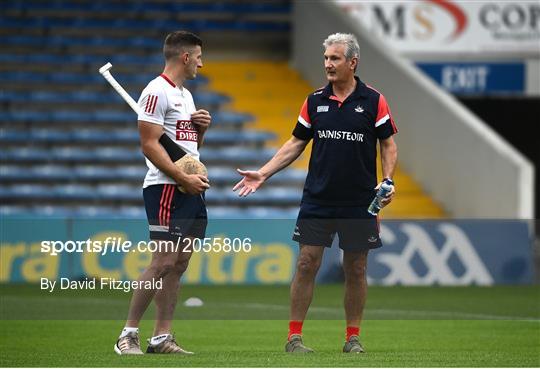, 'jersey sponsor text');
317,129,364,142
176,120,198,142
